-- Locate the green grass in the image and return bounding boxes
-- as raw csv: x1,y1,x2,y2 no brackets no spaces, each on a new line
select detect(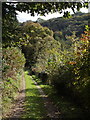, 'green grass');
2,73,22,117
22,71,47,119
39,84,85,119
